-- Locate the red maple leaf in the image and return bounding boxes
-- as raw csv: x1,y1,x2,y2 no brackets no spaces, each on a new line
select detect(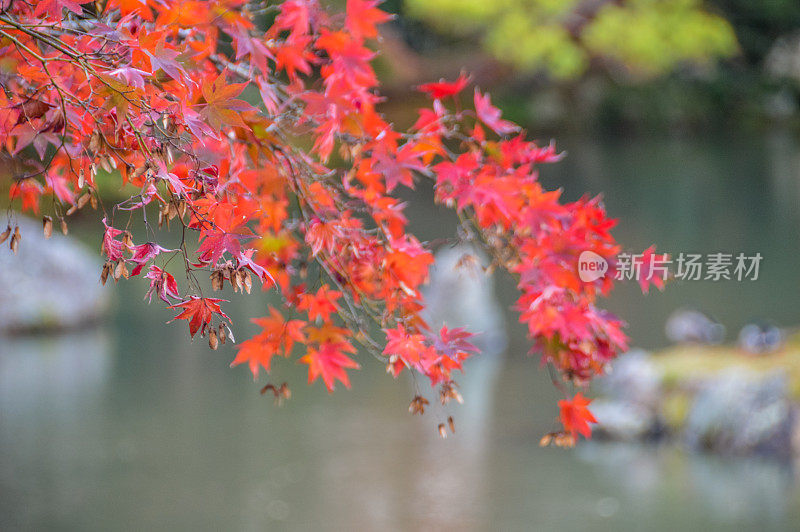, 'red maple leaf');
195,202,255,265
129,242,173,276
433,326,480,361
144,266,180,304
637,245,669,294
474,89,519,136
418,73,471,100
199,70,257,130
345,0,392,40
169,296,230,338
297,285,341,322
372,143,427,192
101,219,128,262
145,37,186,82
273,0,311,37
300,341,359,391
559,393,597,439
231,307,306,378
232,336,276,379
304,217,342,257
34,0,84,19
10,180,43,213
108,0,155,20
273,37,315,79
